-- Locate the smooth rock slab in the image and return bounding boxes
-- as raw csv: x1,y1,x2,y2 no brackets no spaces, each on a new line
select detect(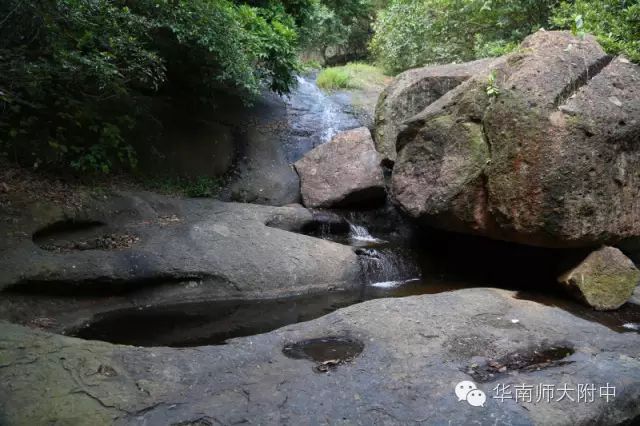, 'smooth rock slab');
0,191,361,299
559,246,640,310
294,127,386,208
0,288,639,425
